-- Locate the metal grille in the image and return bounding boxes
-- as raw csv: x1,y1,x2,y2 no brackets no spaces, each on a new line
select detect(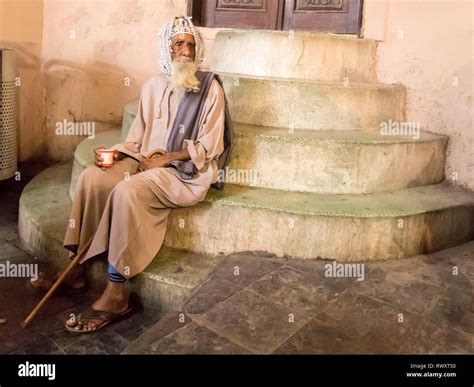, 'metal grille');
0,49,17,181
